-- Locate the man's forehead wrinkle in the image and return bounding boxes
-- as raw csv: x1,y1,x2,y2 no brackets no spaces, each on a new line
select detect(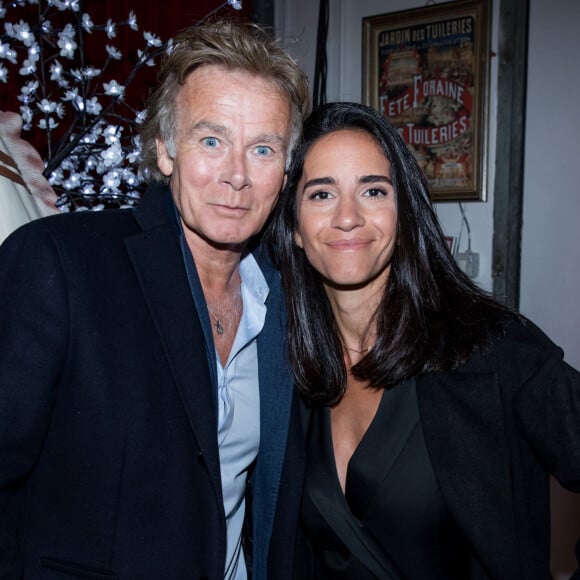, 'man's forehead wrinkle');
186,120,229,137
182,119,287,147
